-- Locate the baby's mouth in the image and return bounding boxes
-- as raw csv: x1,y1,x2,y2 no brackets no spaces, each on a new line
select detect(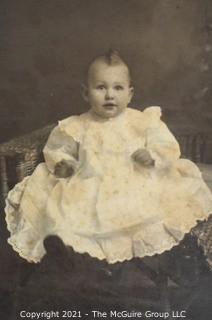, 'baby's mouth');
103,103,117,109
